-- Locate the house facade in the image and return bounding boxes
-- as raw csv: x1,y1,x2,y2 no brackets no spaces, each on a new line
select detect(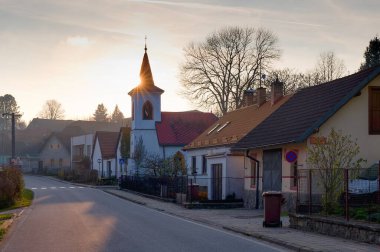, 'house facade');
38,133,70,174
92,131,120,178
128,47,217,175
232,67,380,210
184,82,291,201
71,134,93,170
